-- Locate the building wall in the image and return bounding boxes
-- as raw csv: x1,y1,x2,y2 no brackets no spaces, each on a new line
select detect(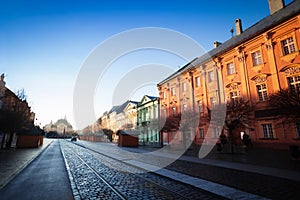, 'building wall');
124,102,138,130
158,7,300,149
216,14,300,147
137,96,160,147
